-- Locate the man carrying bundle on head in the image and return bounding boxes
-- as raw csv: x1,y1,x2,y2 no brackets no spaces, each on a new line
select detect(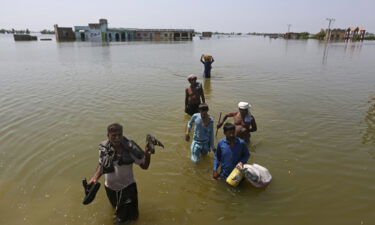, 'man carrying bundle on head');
185,74,205,116
185,103,215,162
200,54,214,78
